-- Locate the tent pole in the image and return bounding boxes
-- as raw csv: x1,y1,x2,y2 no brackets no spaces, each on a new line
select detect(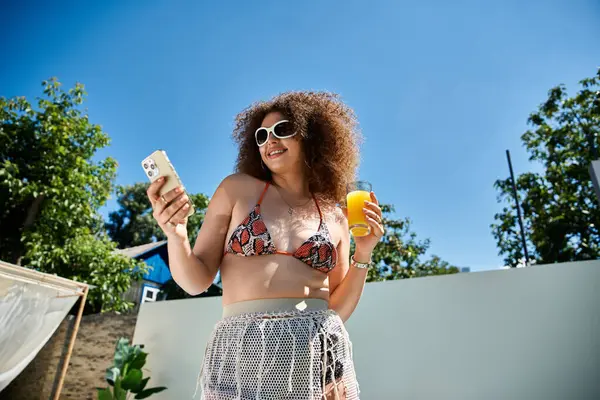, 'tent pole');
52,284,88,400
